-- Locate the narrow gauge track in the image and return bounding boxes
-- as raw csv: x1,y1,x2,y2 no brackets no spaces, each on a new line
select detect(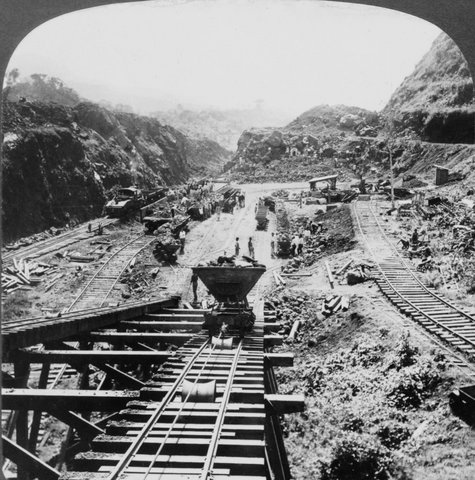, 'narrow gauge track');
2,217,117,264
62,318,272,479
354,200,475,360
66,233,154,312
